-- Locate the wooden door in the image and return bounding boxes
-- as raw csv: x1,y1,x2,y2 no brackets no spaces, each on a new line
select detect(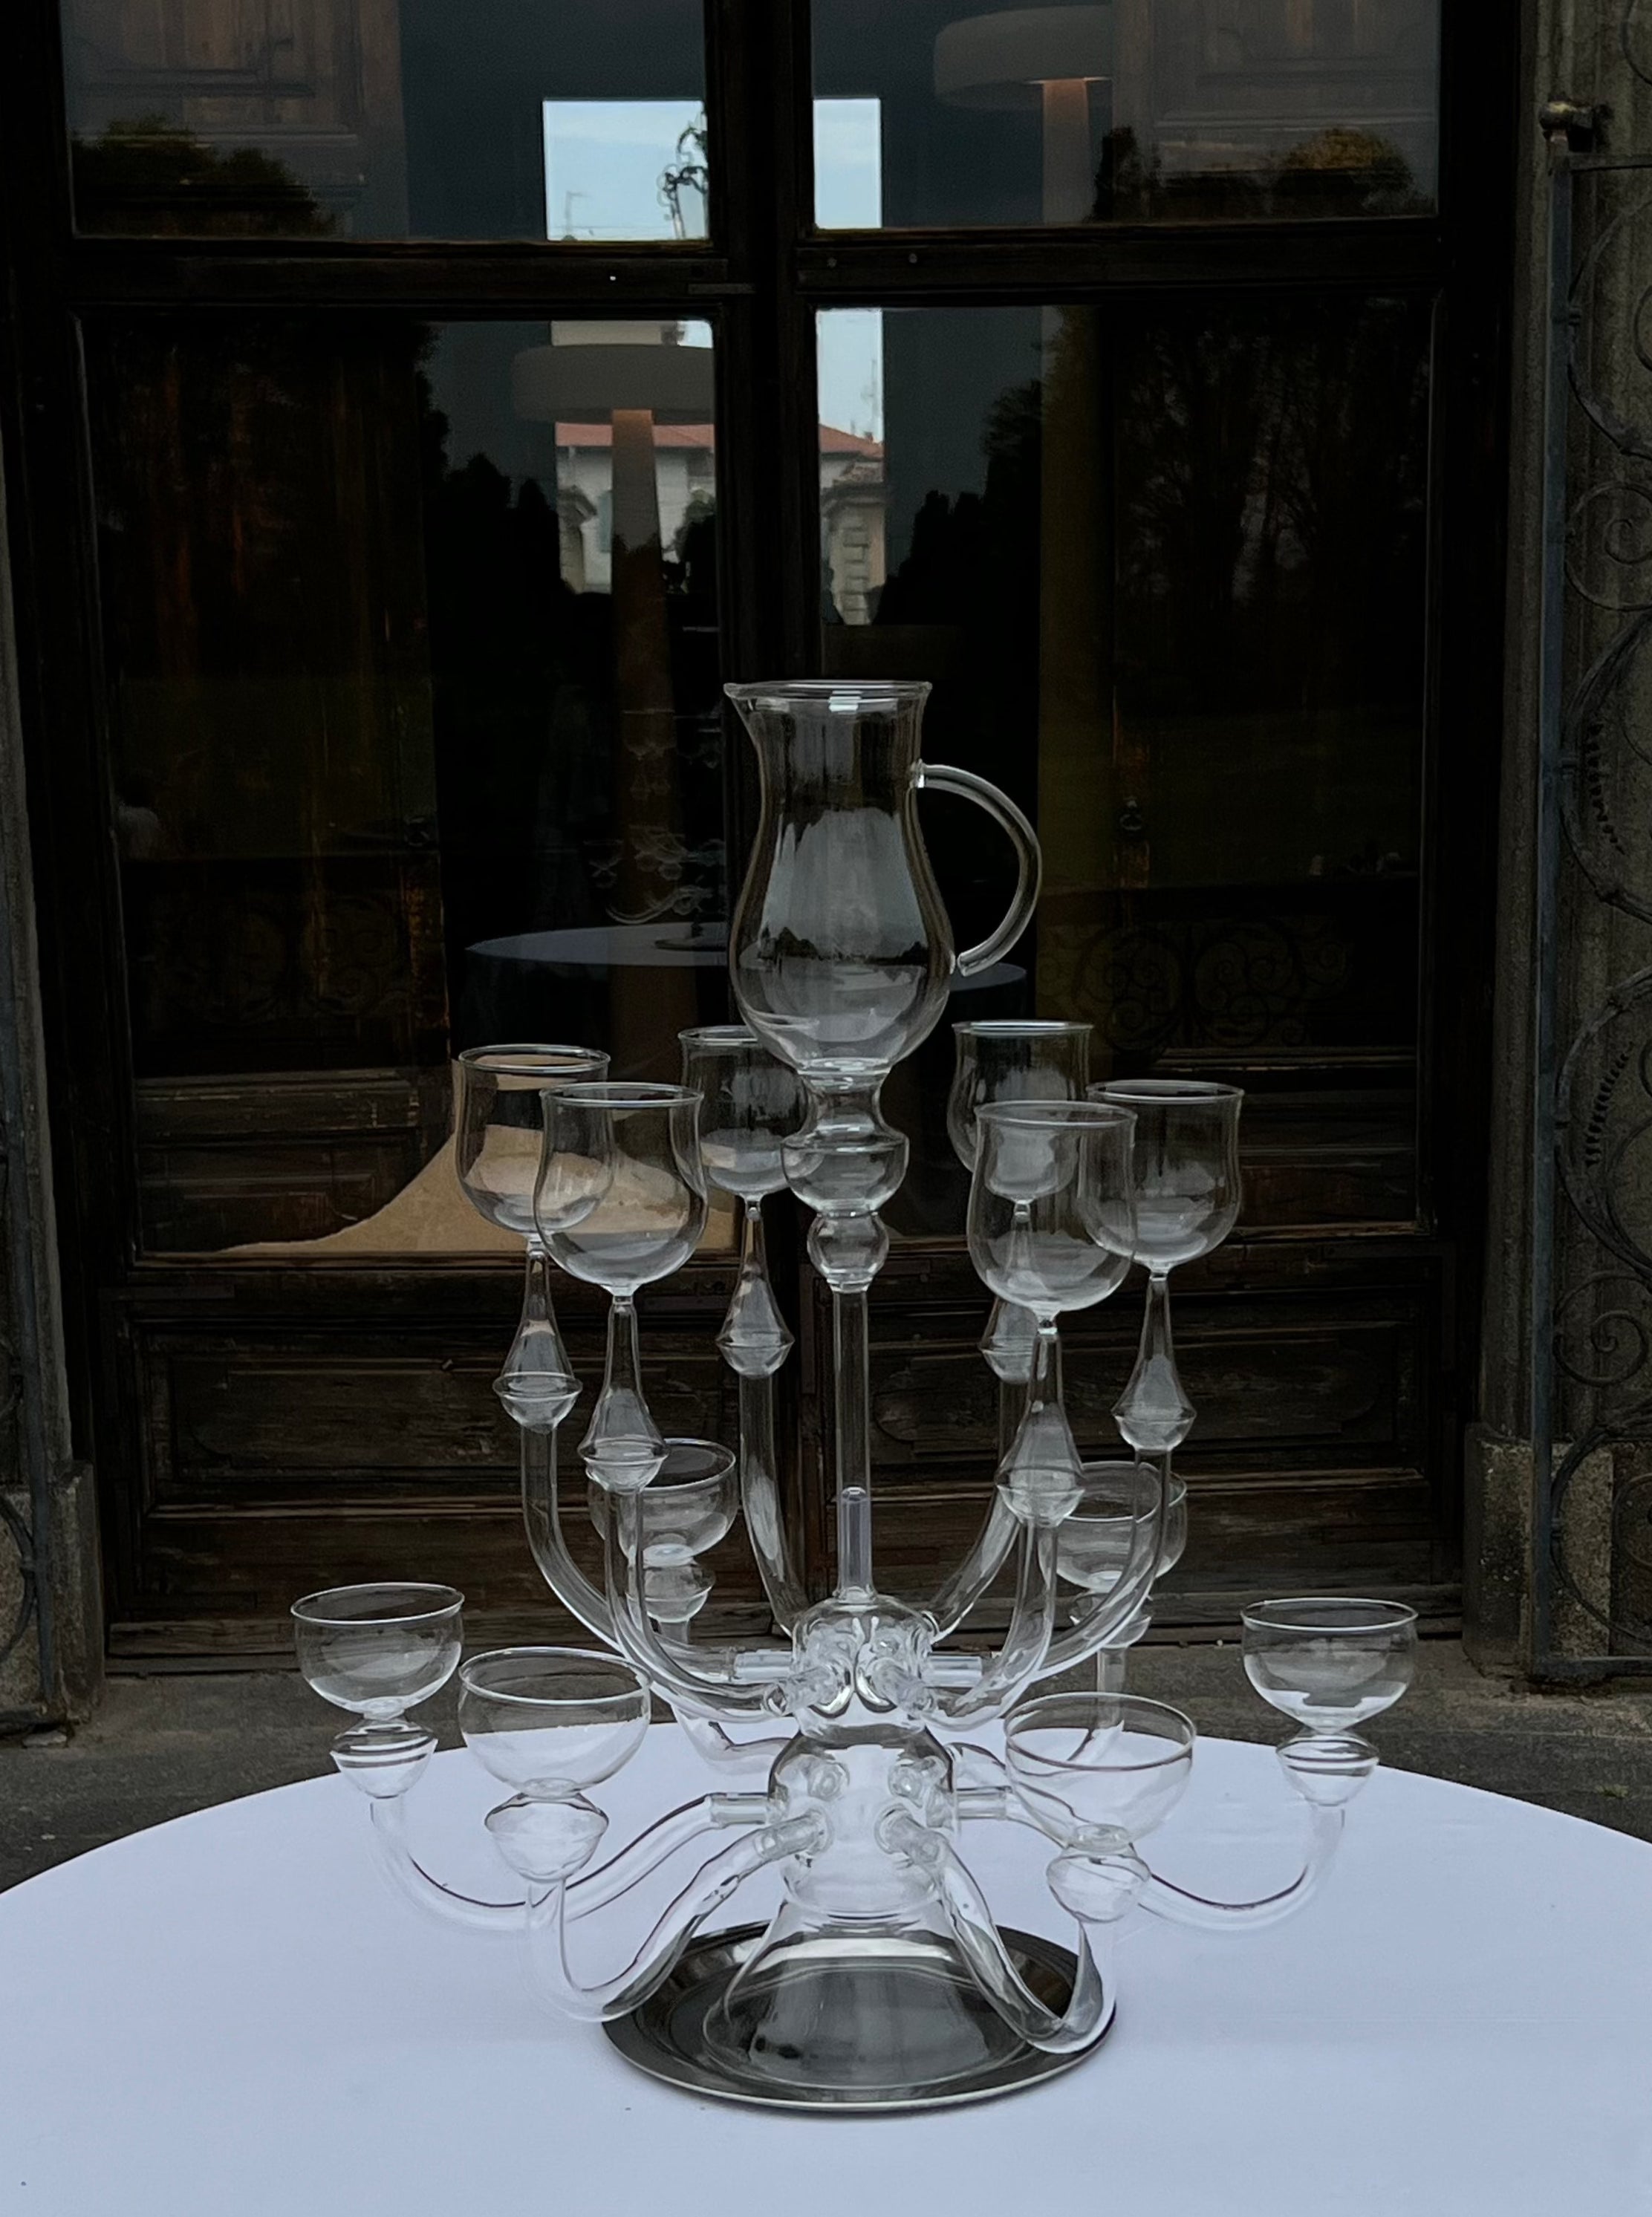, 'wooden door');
0,0,1509,1653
